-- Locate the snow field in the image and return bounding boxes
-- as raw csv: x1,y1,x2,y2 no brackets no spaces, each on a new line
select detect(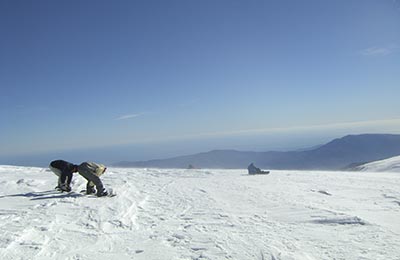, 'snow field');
0,166,399,259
